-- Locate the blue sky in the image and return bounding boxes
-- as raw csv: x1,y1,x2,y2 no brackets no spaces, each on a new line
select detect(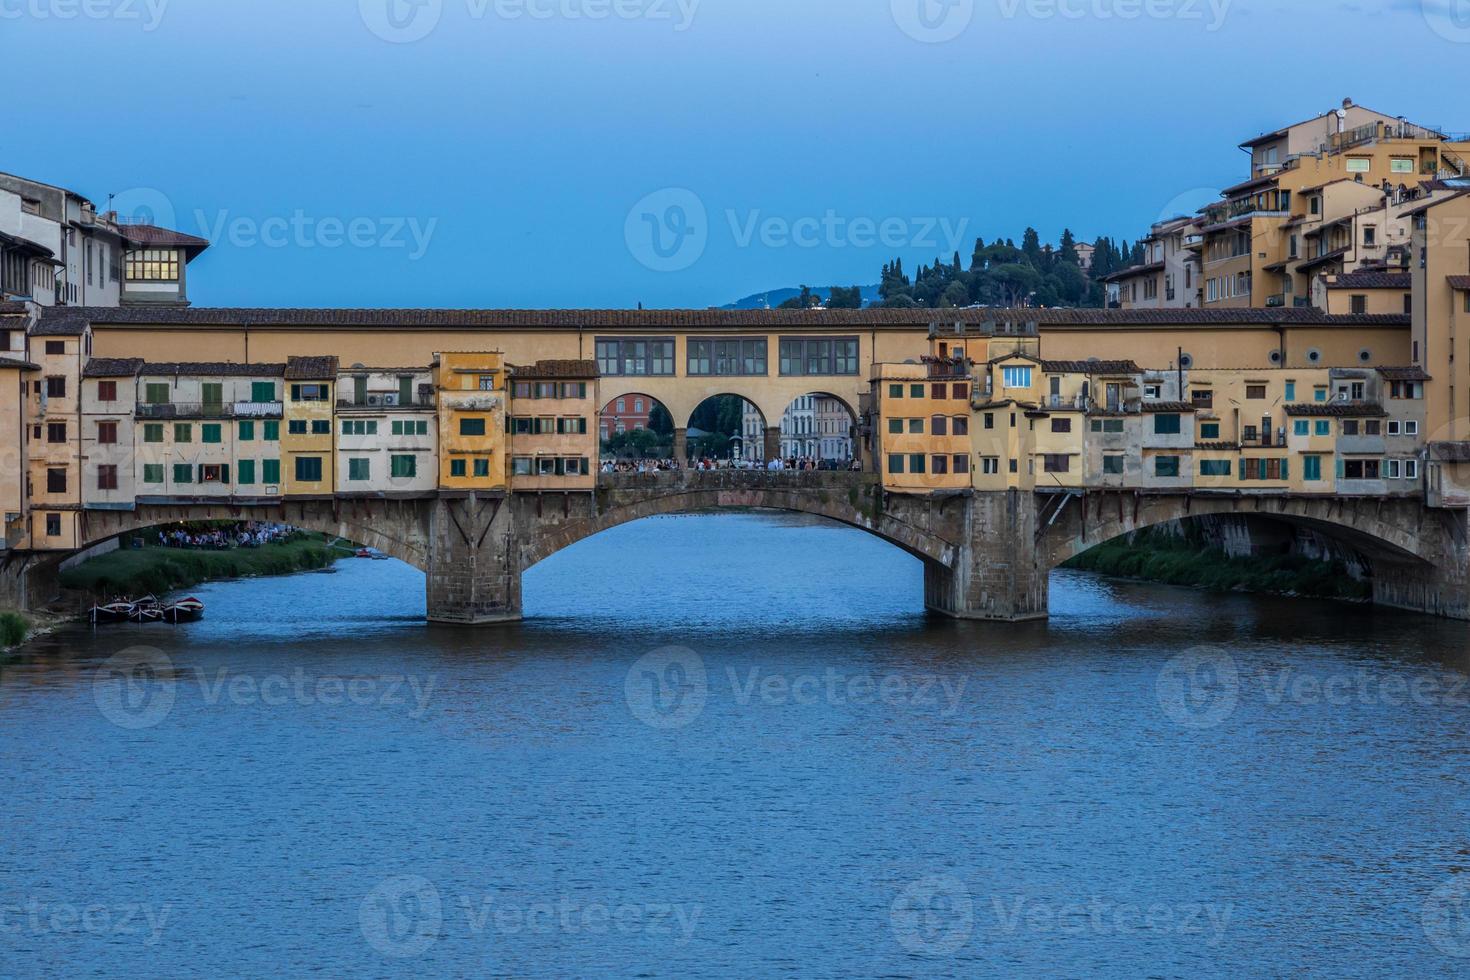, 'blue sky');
5,0,1467,308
